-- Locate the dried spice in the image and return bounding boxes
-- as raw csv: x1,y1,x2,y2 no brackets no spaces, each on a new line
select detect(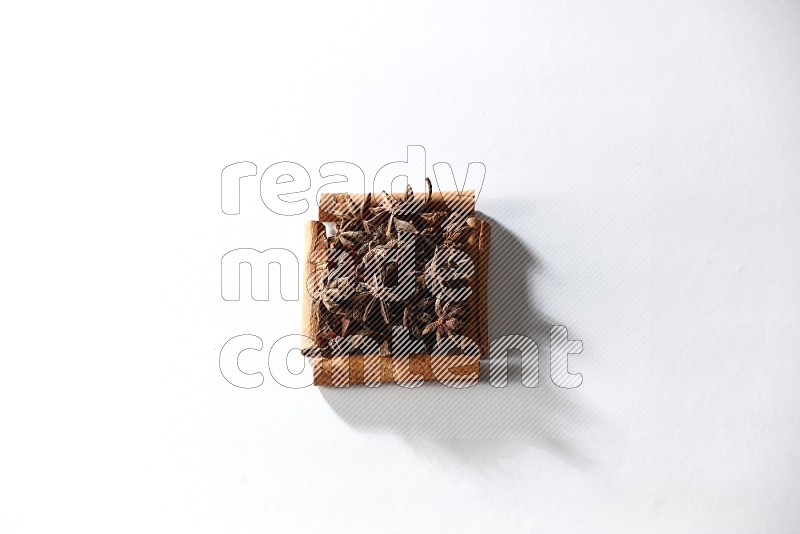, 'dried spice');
422,298,463,344
368,184,427,237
